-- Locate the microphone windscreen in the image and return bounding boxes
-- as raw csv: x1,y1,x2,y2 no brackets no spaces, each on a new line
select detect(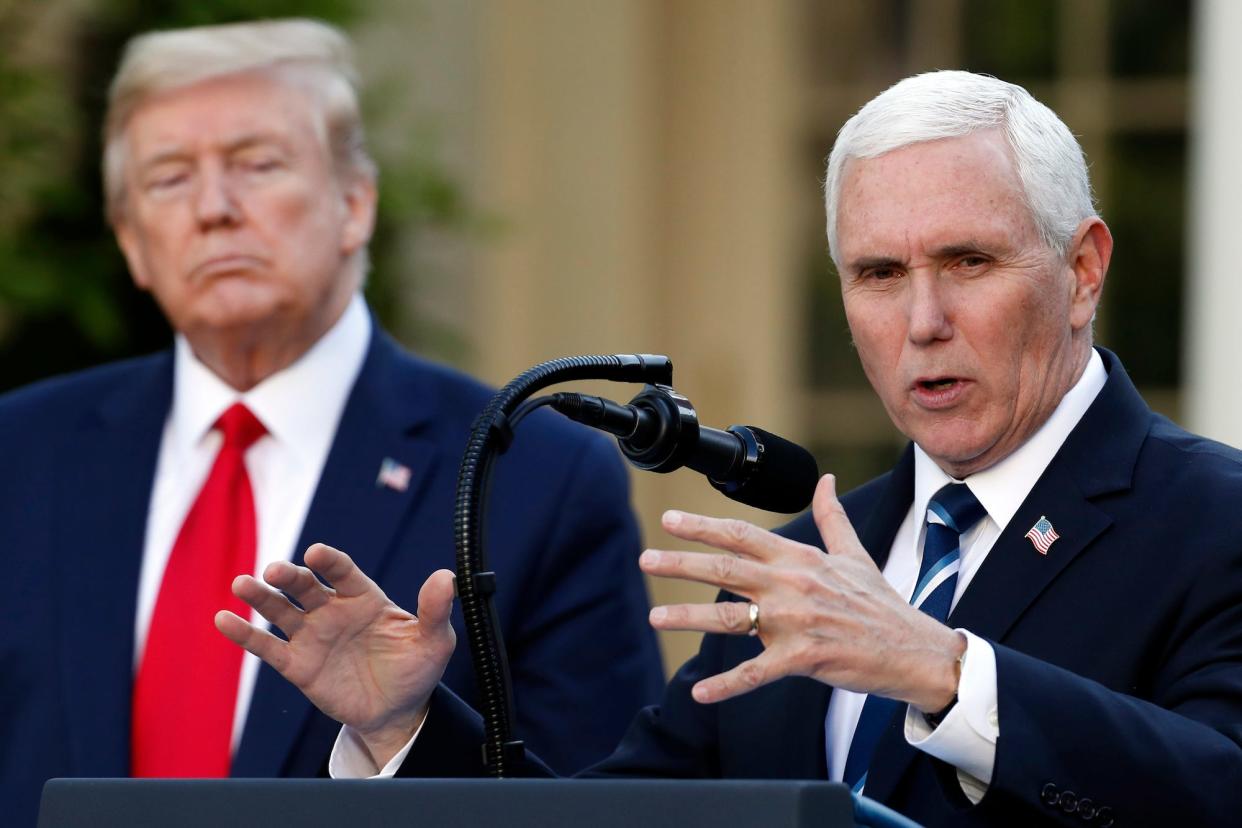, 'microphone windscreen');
716,427,820,513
